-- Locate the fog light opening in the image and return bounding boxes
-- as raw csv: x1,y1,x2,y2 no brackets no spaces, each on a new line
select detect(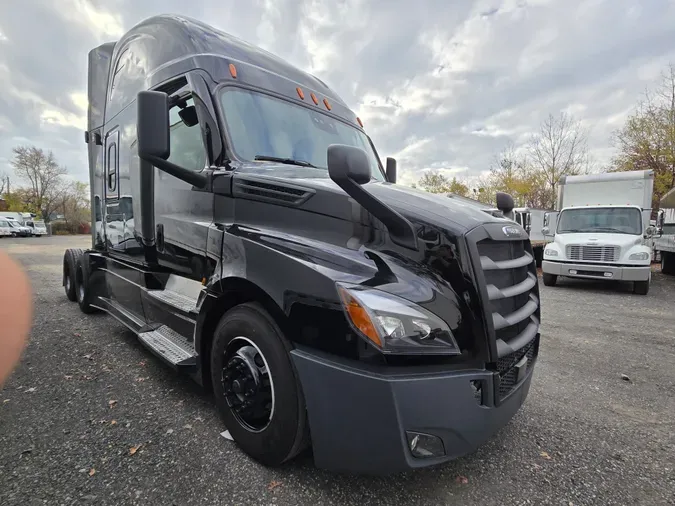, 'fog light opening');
604,272,613,278
406,431,445,458
470,379,484,405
